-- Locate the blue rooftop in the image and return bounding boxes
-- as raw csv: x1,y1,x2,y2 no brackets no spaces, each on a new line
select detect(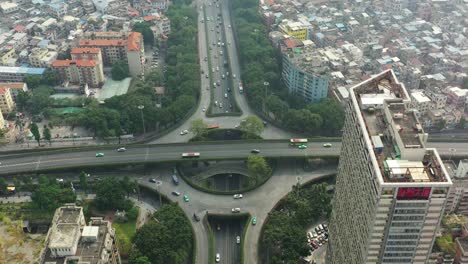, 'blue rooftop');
0,66,46,75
